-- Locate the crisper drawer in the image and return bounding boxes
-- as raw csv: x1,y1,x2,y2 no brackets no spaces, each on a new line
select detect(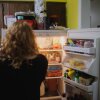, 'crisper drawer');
65,82,93,100
64,78,93,92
